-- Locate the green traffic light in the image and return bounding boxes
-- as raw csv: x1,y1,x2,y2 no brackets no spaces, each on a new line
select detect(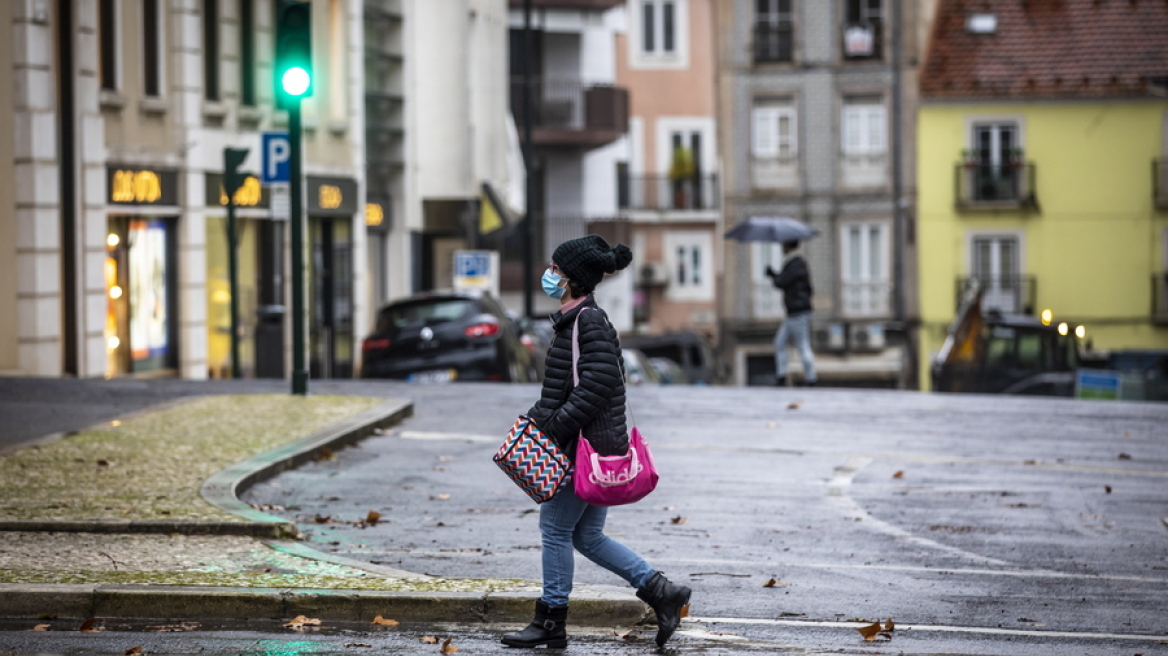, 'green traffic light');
281,67,311,96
